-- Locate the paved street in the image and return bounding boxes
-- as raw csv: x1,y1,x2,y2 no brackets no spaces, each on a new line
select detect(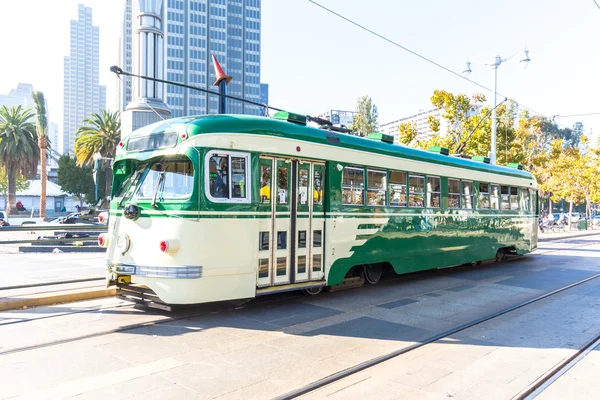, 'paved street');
1,235,600,399
0,253,105,288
